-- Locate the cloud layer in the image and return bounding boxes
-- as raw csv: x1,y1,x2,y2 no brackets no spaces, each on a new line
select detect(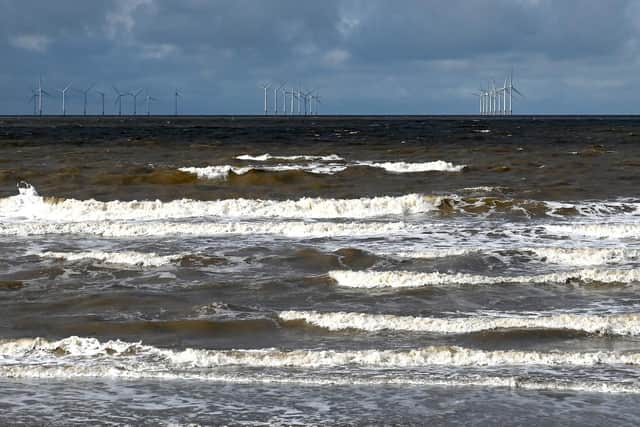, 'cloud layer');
1,0,639,114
